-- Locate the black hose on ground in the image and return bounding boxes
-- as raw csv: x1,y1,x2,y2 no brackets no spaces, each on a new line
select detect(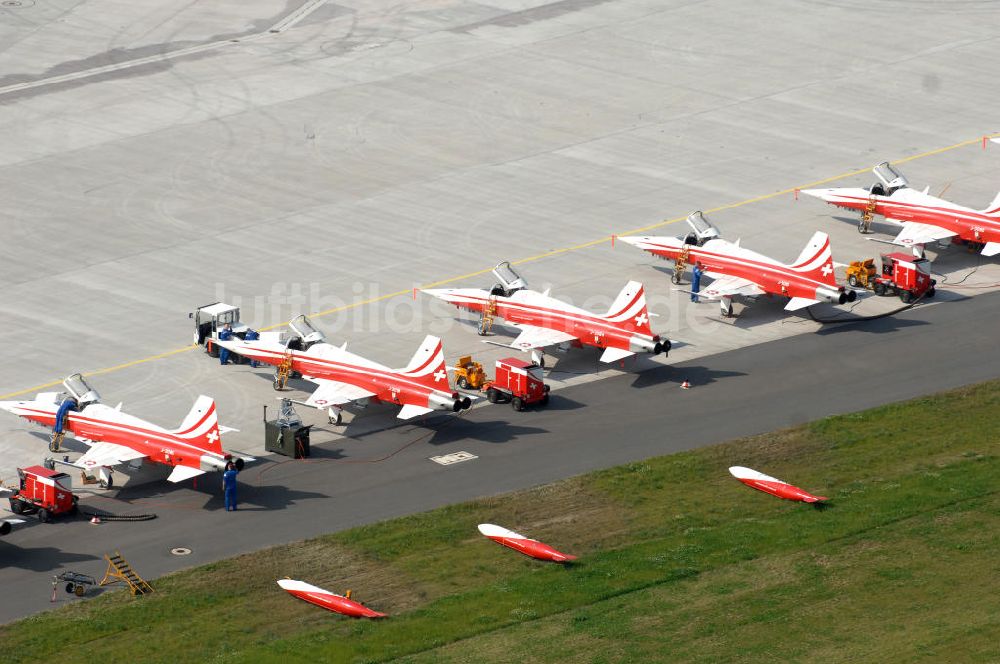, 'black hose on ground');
80,509,157,522
806,291,927,324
